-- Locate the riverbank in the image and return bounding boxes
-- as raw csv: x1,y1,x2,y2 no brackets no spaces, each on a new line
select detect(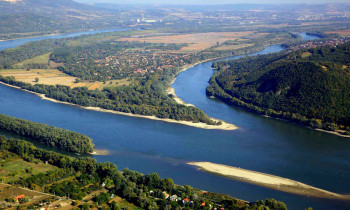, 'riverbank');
188,162,350,200
166,59,213,107
165,58,239,129
90,149,109,155
0,82,237,131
